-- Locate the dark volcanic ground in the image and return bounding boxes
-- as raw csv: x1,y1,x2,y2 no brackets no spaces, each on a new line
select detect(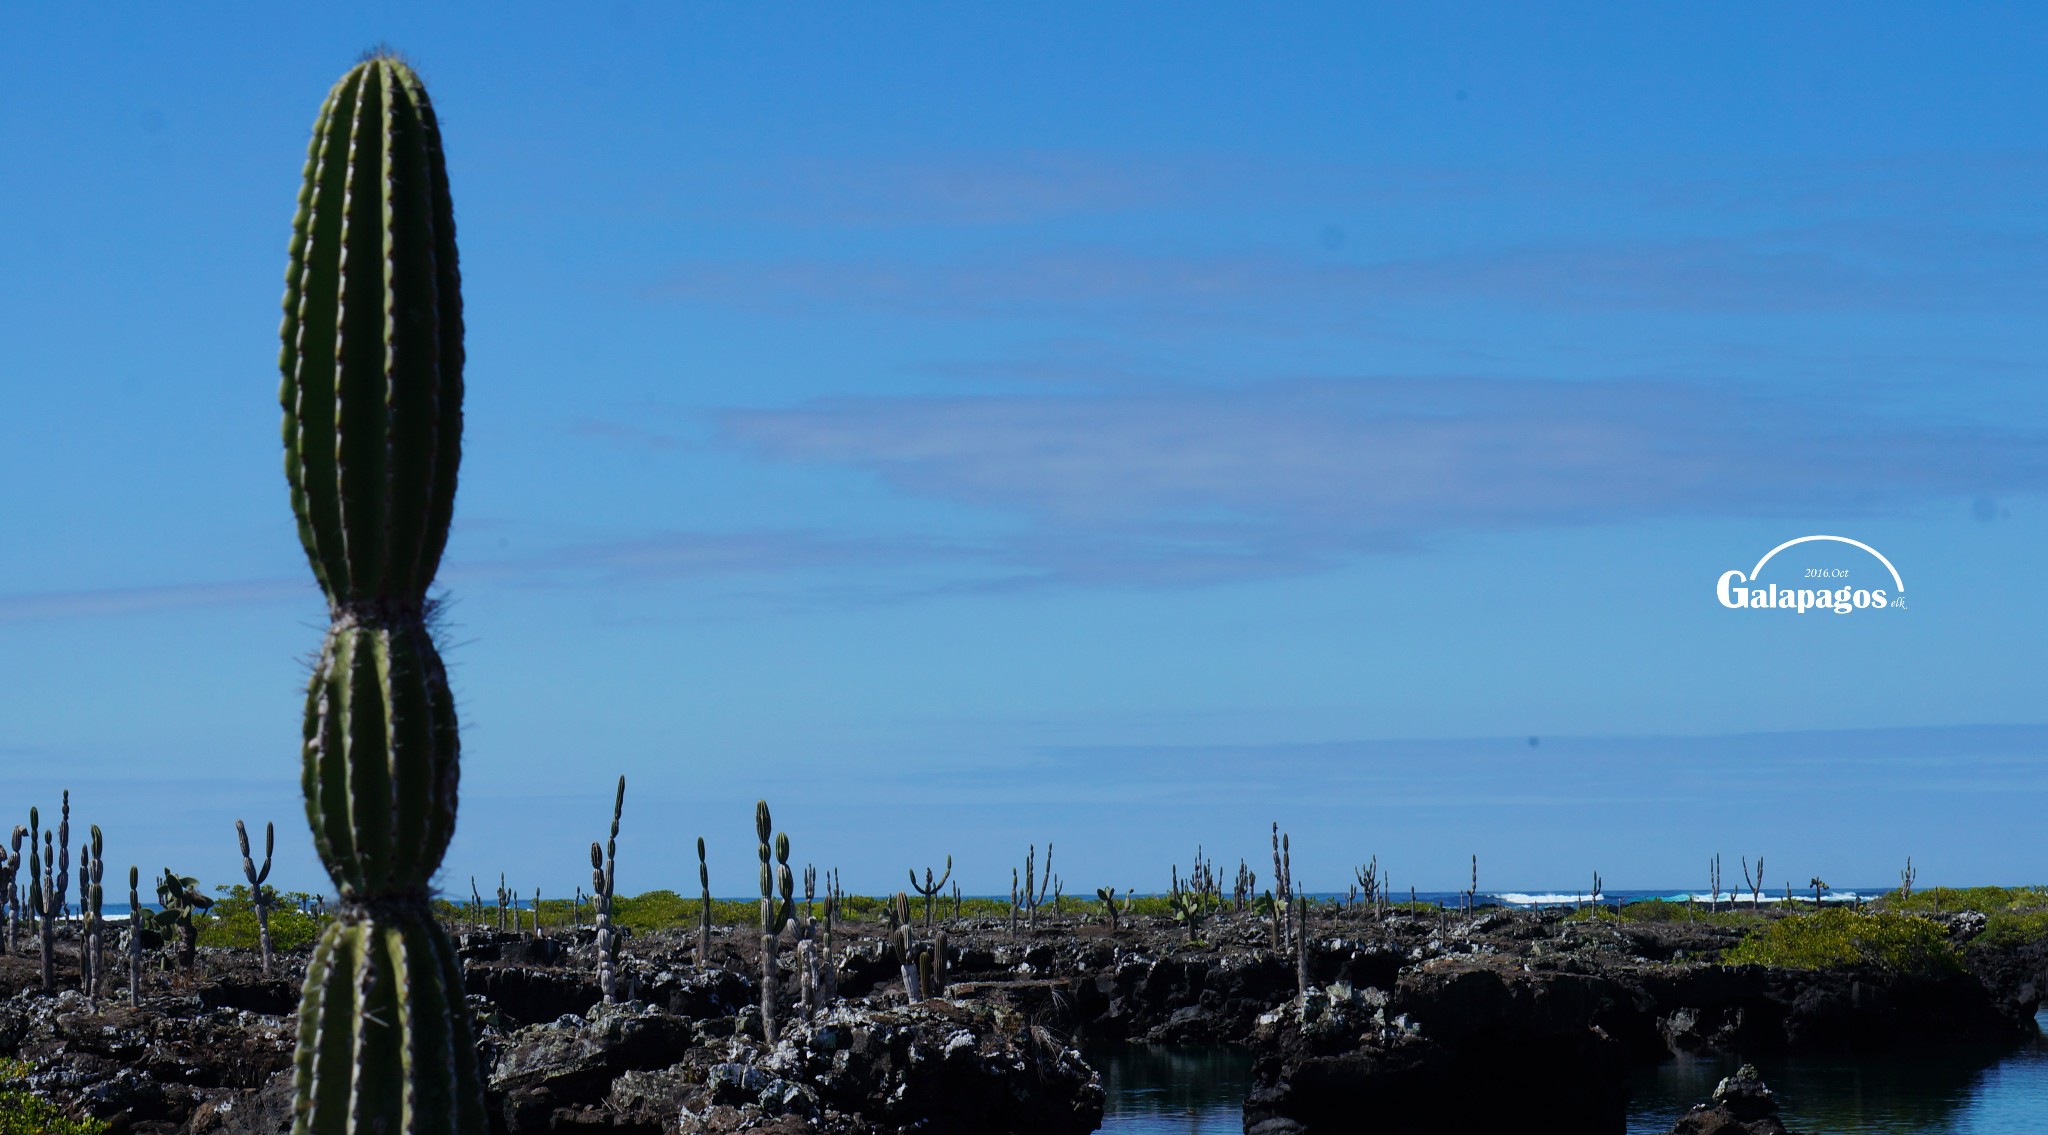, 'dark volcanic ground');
1,904,2040,1134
